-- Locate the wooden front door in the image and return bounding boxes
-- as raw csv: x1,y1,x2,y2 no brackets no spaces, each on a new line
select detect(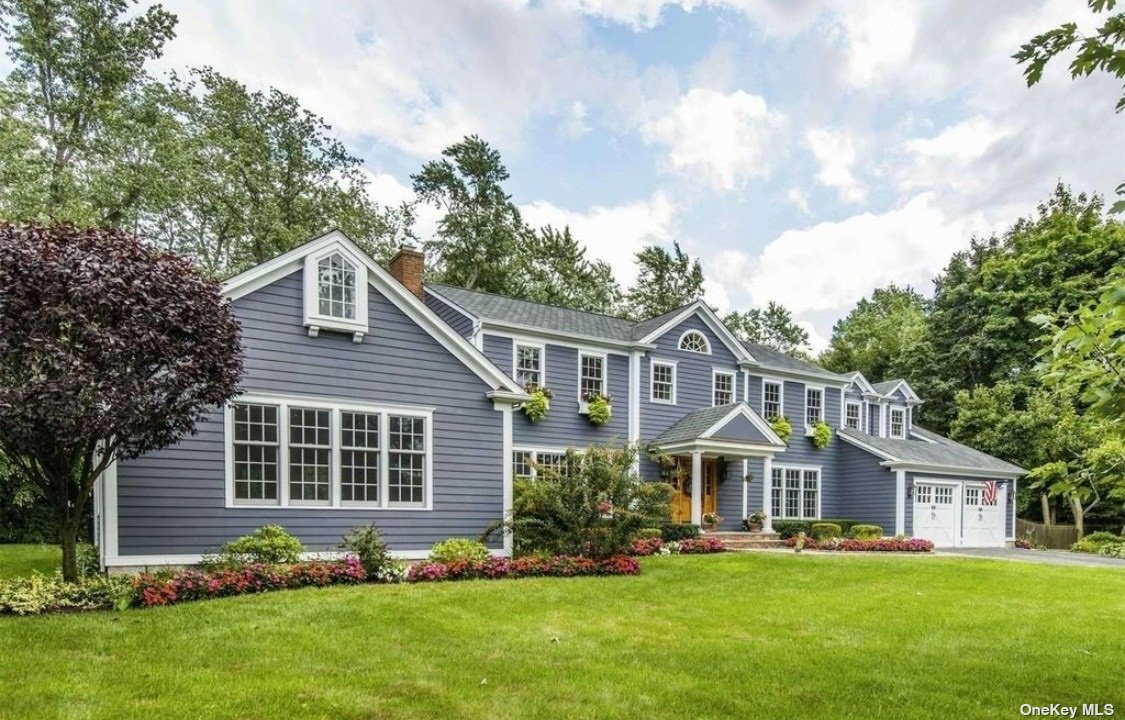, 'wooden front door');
670,458,718,523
